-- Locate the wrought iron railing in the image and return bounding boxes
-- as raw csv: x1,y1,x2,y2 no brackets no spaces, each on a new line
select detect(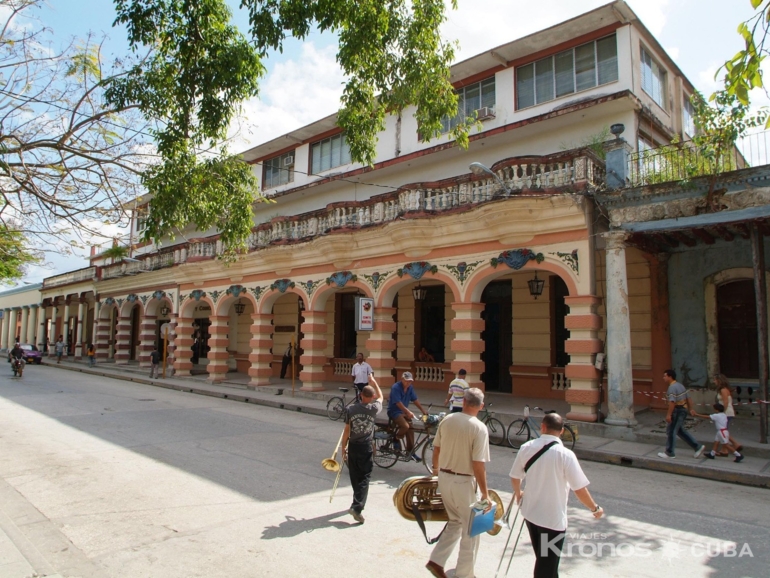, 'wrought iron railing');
627,130,770,187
